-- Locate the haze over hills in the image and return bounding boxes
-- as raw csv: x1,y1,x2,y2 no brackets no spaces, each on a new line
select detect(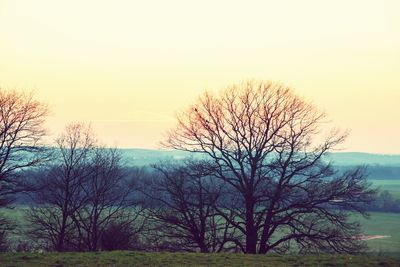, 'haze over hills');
325,152,400,166
120,149,400,167
119,149,400,181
